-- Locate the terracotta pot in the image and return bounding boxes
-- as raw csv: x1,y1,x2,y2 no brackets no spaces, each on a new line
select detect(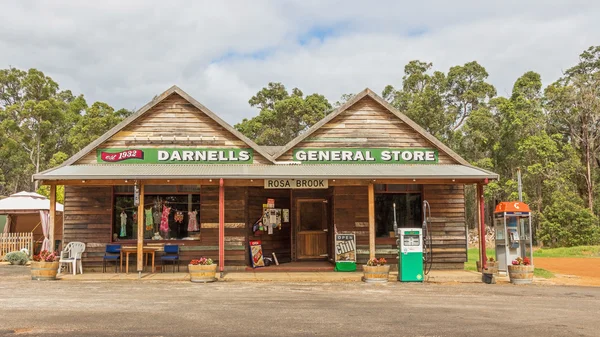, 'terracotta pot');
508,264,534,285
31,261,59,281
188,264,217,283
362,265,390,283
